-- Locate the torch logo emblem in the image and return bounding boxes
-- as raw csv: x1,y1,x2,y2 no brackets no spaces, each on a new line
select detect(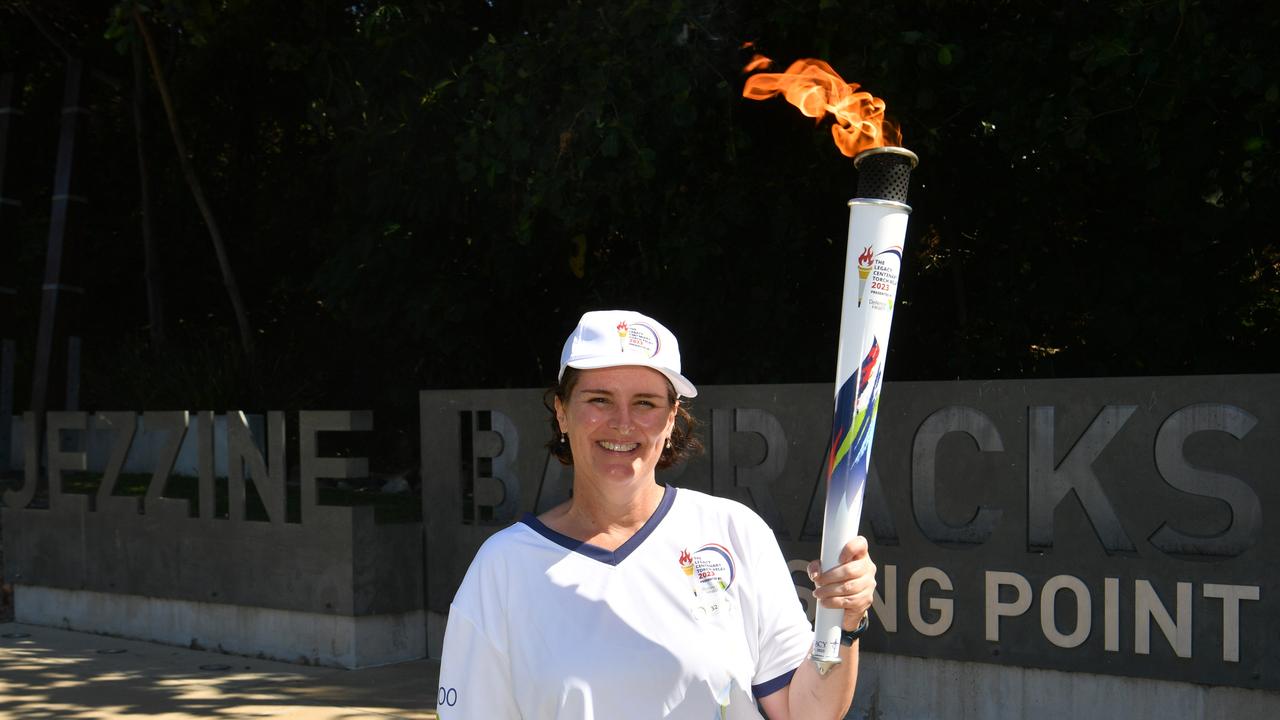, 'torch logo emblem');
679,548,698,596
613,321,661,358
679,548,694,573
856,246,874,307
678,545,736,606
